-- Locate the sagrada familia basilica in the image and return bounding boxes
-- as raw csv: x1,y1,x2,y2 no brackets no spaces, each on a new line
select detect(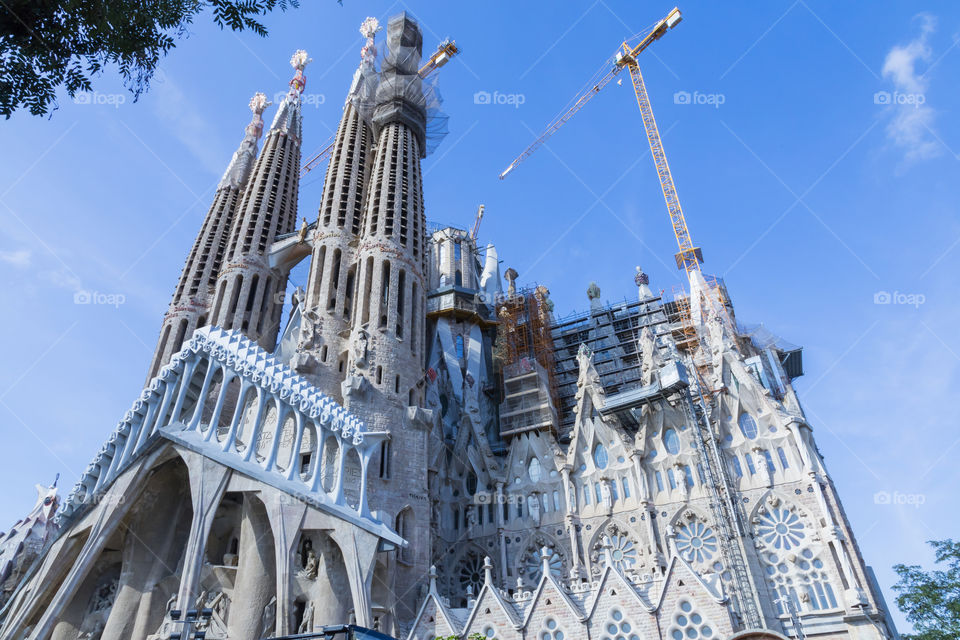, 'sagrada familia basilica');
0,13,901,640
